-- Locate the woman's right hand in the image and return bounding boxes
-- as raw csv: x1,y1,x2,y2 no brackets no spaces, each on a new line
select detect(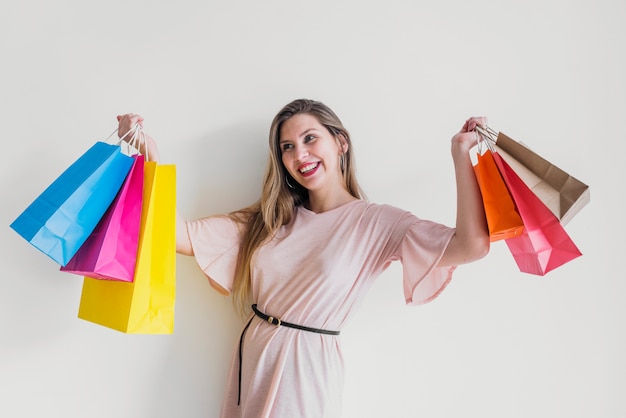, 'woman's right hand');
116,113,160,162
116,113,144,141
